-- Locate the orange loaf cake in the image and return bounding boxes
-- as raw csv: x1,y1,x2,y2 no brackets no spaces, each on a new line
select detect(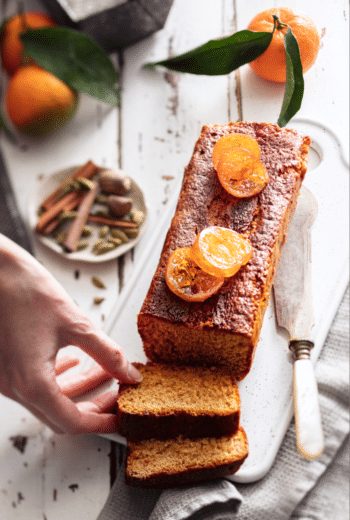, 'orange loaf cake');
116,363,241,441
138,122,311,380
125,427,249,488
